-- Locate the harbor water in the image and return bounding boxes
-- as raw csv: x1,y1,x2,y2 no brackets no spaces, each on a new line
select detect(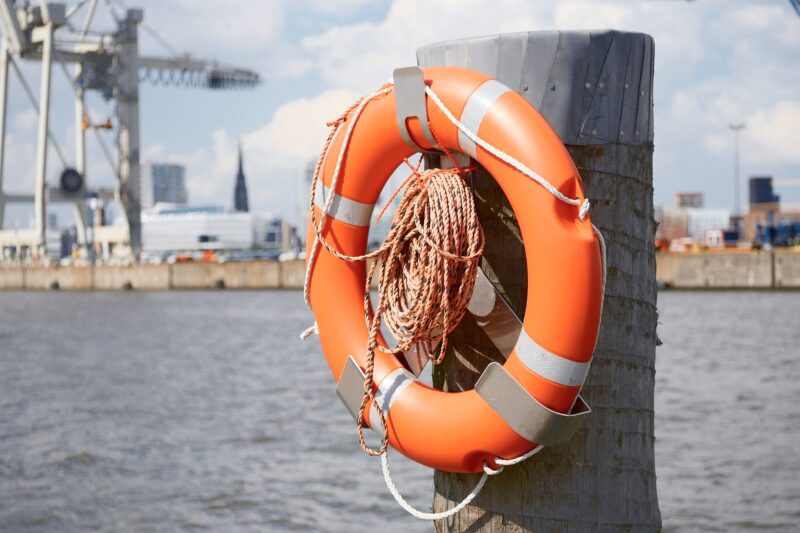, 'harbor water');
1,290,798,531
